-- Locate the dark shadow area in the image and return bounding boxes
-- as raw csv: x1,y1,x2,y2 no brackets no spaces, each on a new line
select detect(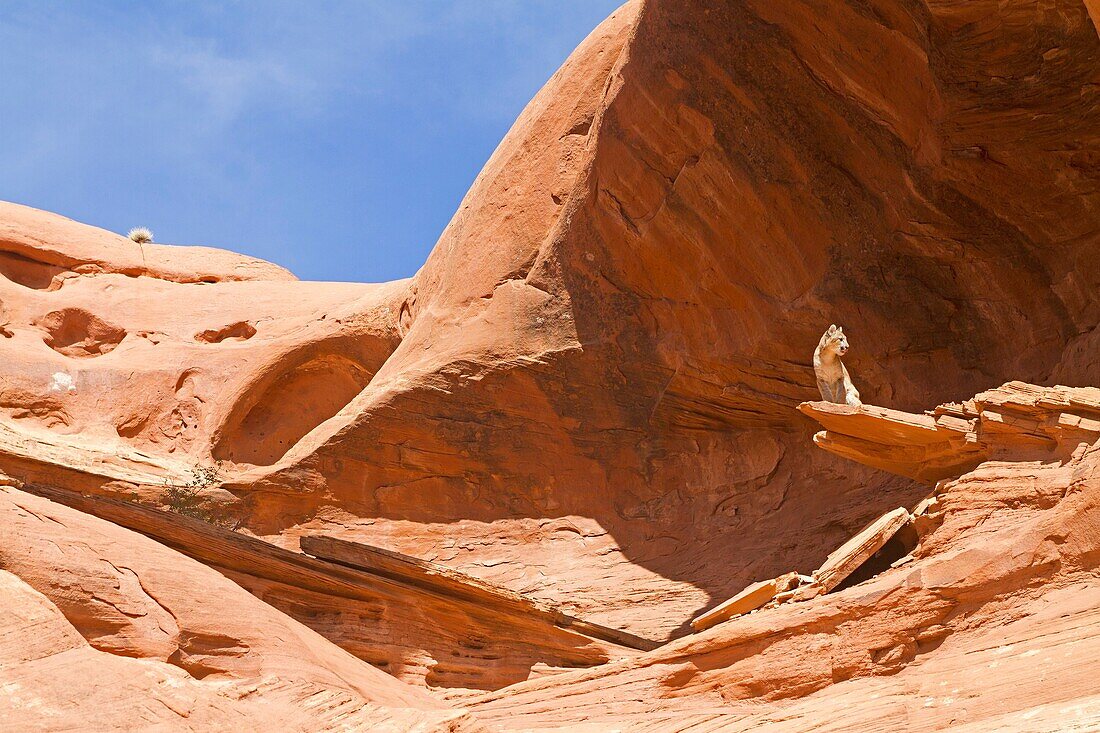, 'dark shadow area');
833,523,920,594
213,354,372,466
0,250,66,290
